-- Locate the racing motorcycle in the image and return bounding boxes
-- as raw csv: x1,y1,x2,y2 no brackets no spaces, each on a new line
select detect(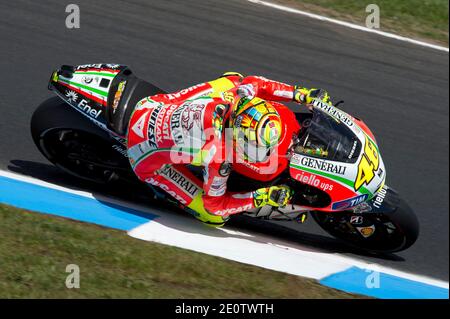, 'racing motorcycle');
31,64,419,253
